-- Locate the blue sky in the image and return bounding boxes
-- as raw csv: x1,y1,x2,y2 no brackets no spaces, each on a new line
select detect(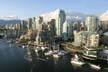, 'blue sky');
0,0,107,19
